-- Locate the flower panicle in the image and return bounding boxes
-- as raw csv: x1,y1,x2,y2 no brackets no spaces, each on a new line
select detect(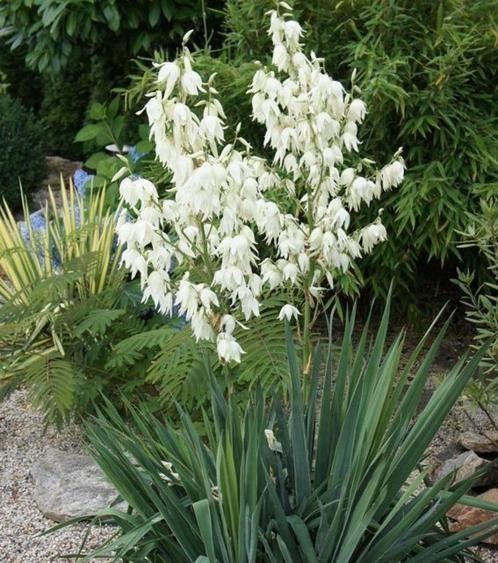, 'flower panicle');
116,8,405,363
